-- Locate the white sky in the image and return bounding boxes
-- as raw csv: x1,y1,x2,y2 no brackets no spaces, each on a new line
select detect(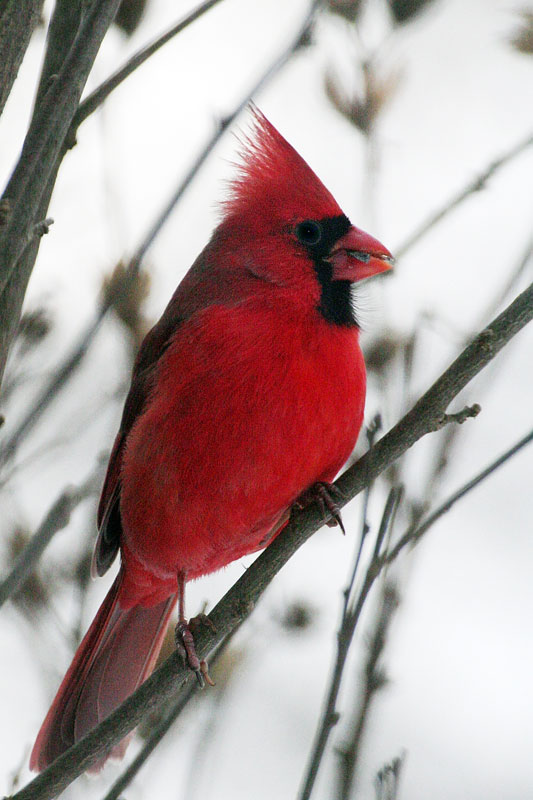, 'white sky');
0,0,532,798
